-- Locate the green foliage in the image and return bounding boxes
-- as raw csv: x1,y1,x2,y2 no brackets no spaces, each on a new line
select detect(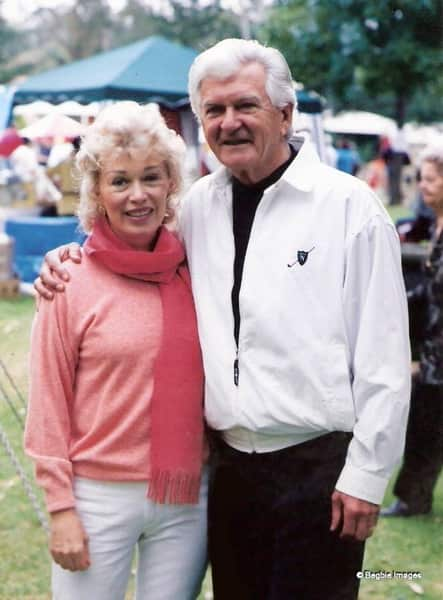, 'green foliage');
362,477,443,599
0,10,25,83
262,0,443,125
116,0,241,51
407,77,443,124
29,0,115,64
